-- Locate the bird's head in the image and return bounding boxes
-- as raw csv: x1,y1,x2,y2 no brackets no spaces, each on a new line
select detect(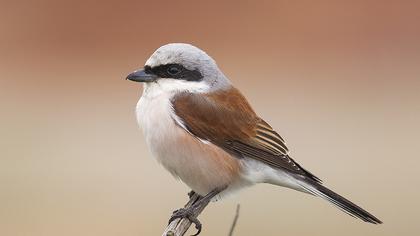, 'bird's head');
126,43,230,93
